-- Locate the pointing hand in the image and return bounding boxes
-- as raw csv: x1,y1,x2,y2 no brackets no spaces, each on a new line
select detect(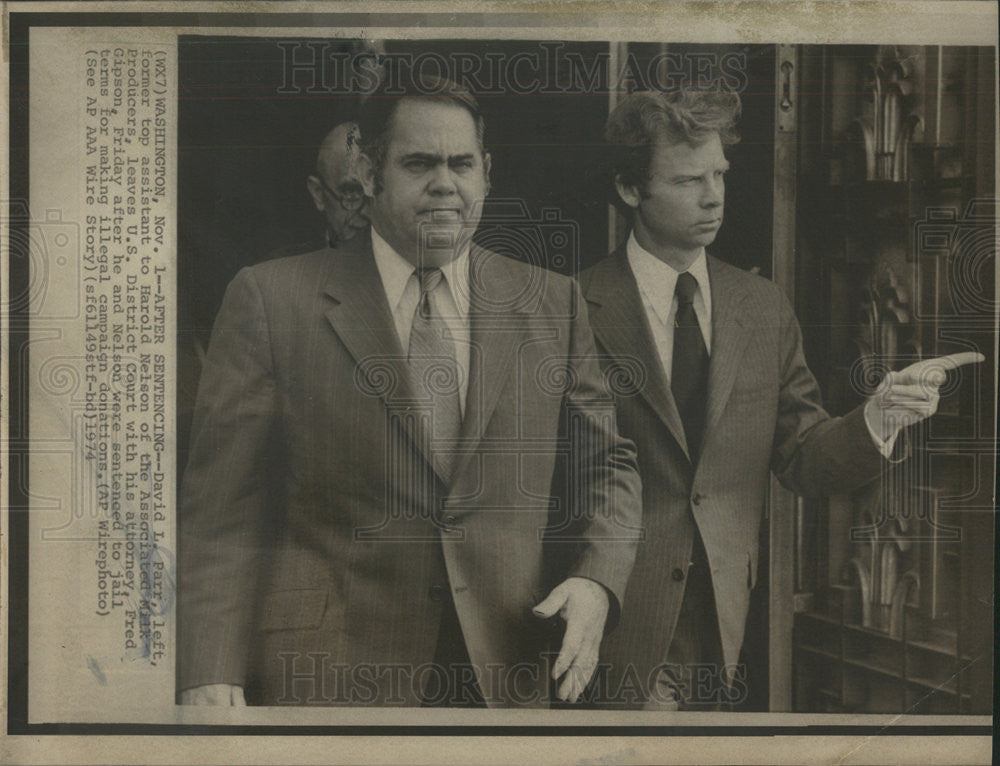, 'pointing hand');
866,352,985,441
